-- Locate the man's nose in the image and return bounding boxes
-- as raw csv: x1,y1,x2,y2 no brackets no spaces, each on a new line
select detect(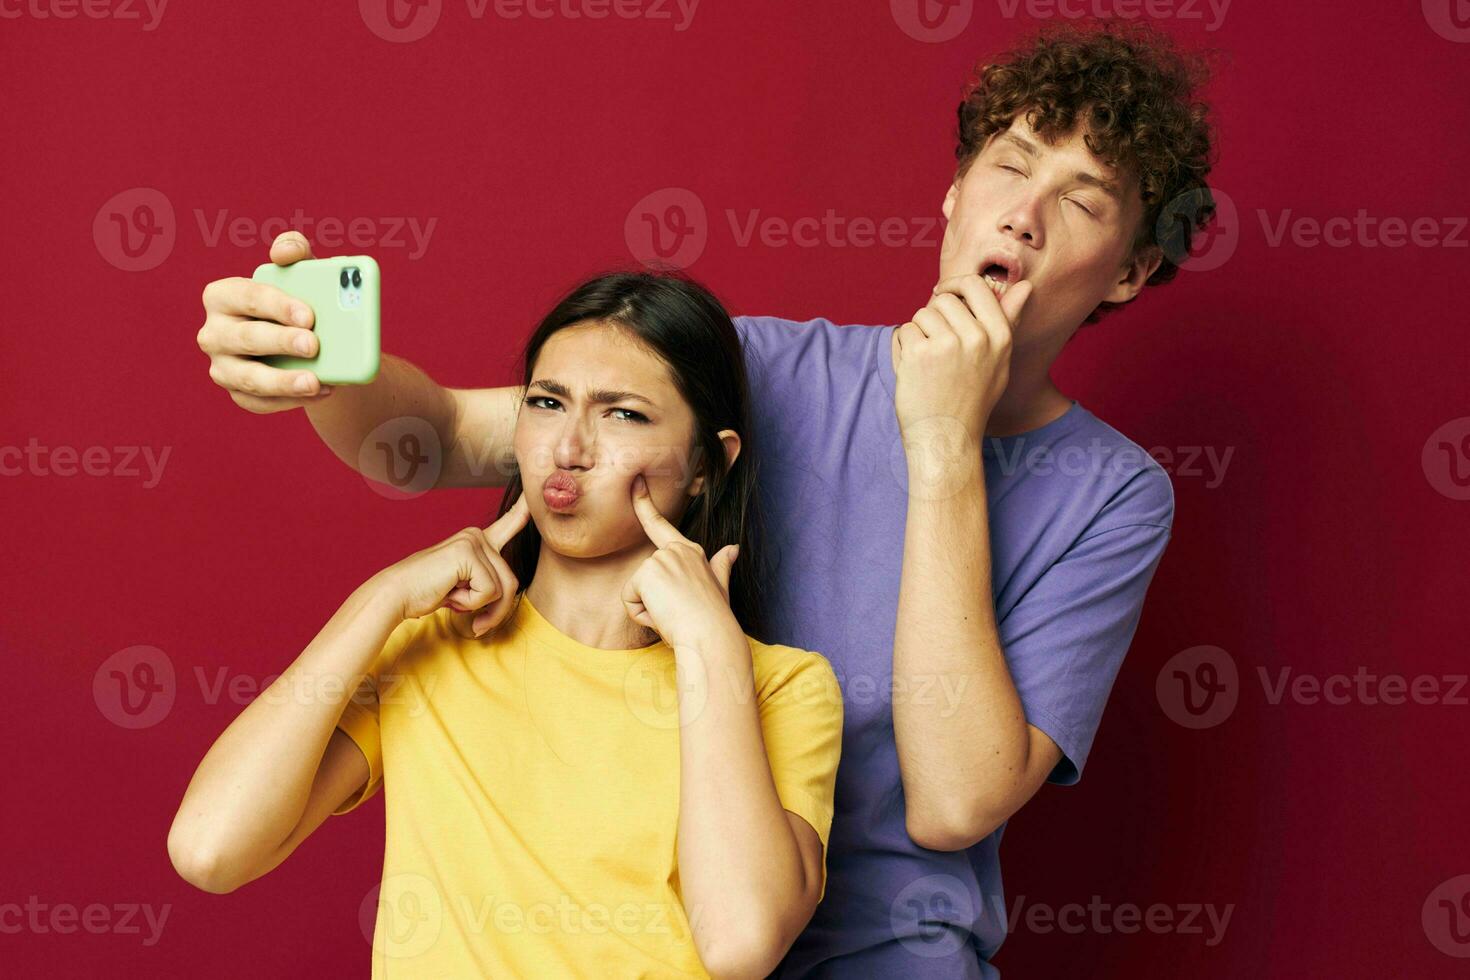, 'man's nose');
998,195,1043,248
